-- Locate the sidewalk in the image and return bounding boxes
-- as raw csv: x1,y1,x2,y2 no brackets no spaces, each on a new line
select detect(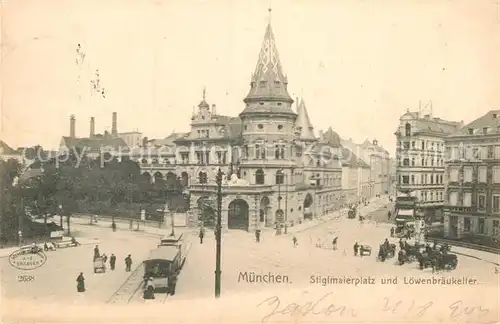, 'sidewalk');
283,195,390,235
0,237,99,258
71,215,196,238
